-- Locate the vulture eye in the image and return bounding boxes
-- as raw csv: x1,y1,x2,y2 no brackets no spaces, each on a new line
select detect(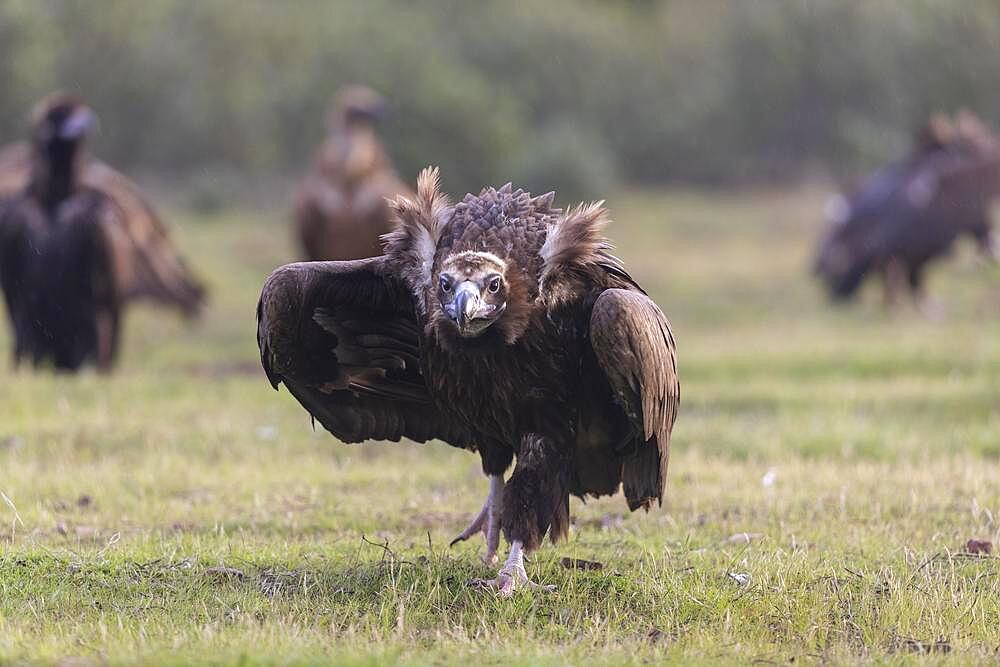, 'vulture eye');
487,276,502,294
439,275,453,293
